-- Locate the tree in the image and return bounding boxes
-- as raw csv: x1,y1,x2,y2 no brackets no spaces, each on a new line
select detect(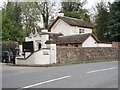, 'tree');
107,1,120,42
2,2,24,43
61,1,91,23
35,1,56,28
0,41,18,51
61,1,86,12
19,1,55,34
0,10,2,41
19,2,41,36
64,9,91,23
95,2,109,42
